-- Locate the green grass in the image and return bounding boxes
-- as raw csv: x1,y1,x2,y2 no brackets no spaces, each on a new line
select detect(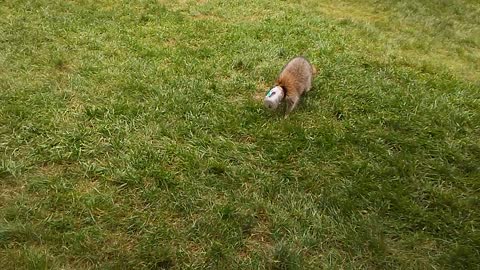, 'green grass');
1,0,479,268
